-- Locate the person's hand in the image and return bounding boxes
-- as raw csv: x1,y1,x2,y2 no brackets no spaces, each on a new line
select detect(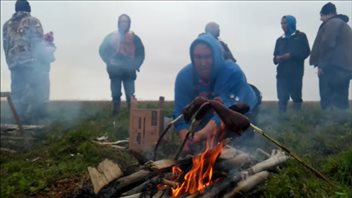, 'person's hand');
275,56,281,63
192,120,217,143
178,120,218,152
280,53,290,60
